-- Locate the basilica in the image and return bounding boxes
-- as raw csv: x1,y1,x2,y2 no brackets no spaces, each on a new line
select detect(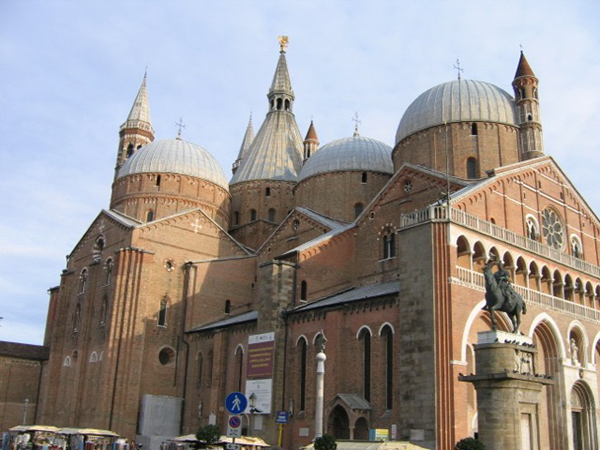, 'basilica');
5,39,600,450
